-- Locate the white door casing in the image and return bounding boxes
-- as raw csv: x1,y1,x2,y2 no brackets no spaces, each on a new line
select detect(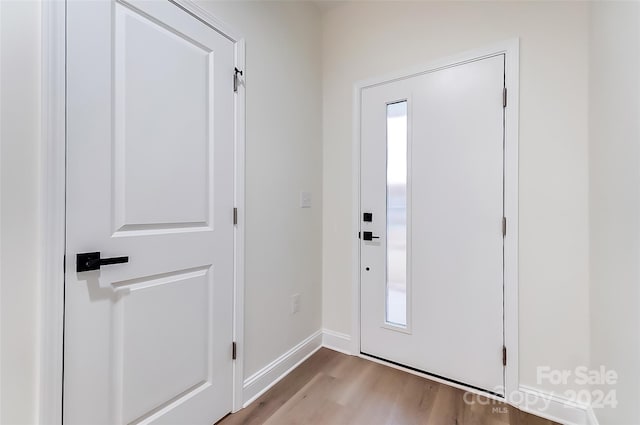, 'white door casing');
360,54,508,395
64,1,238,423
